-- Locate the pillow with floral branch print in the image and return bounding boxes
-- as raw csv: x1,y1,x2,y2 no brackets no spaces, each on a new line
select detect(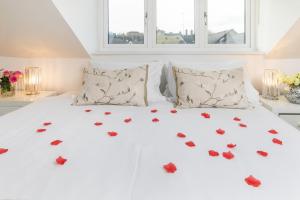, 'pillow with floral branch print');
173,67,249,109
74,65,148,106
